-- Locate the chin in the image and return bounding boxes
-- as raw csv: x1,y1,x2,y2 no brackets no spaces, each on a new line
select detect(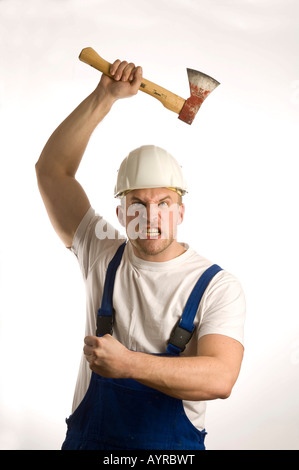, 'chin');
131,237,174,258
